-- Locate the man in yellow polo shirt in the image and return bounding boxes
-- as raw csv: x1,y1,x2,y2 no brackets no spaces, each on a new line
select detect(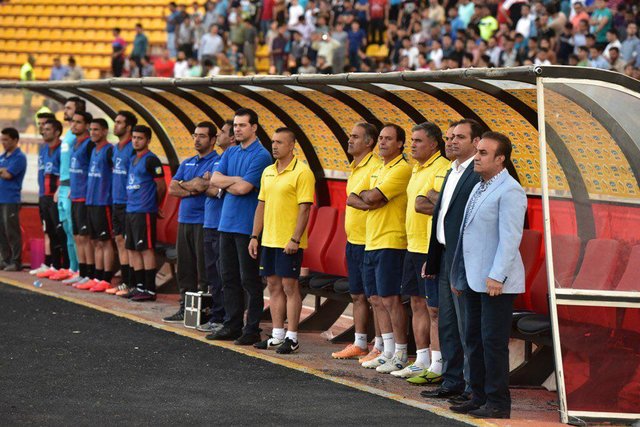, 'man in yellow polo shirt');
391,122,451,383
332,122,383,362
347,123,413,374
249,127,315,355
